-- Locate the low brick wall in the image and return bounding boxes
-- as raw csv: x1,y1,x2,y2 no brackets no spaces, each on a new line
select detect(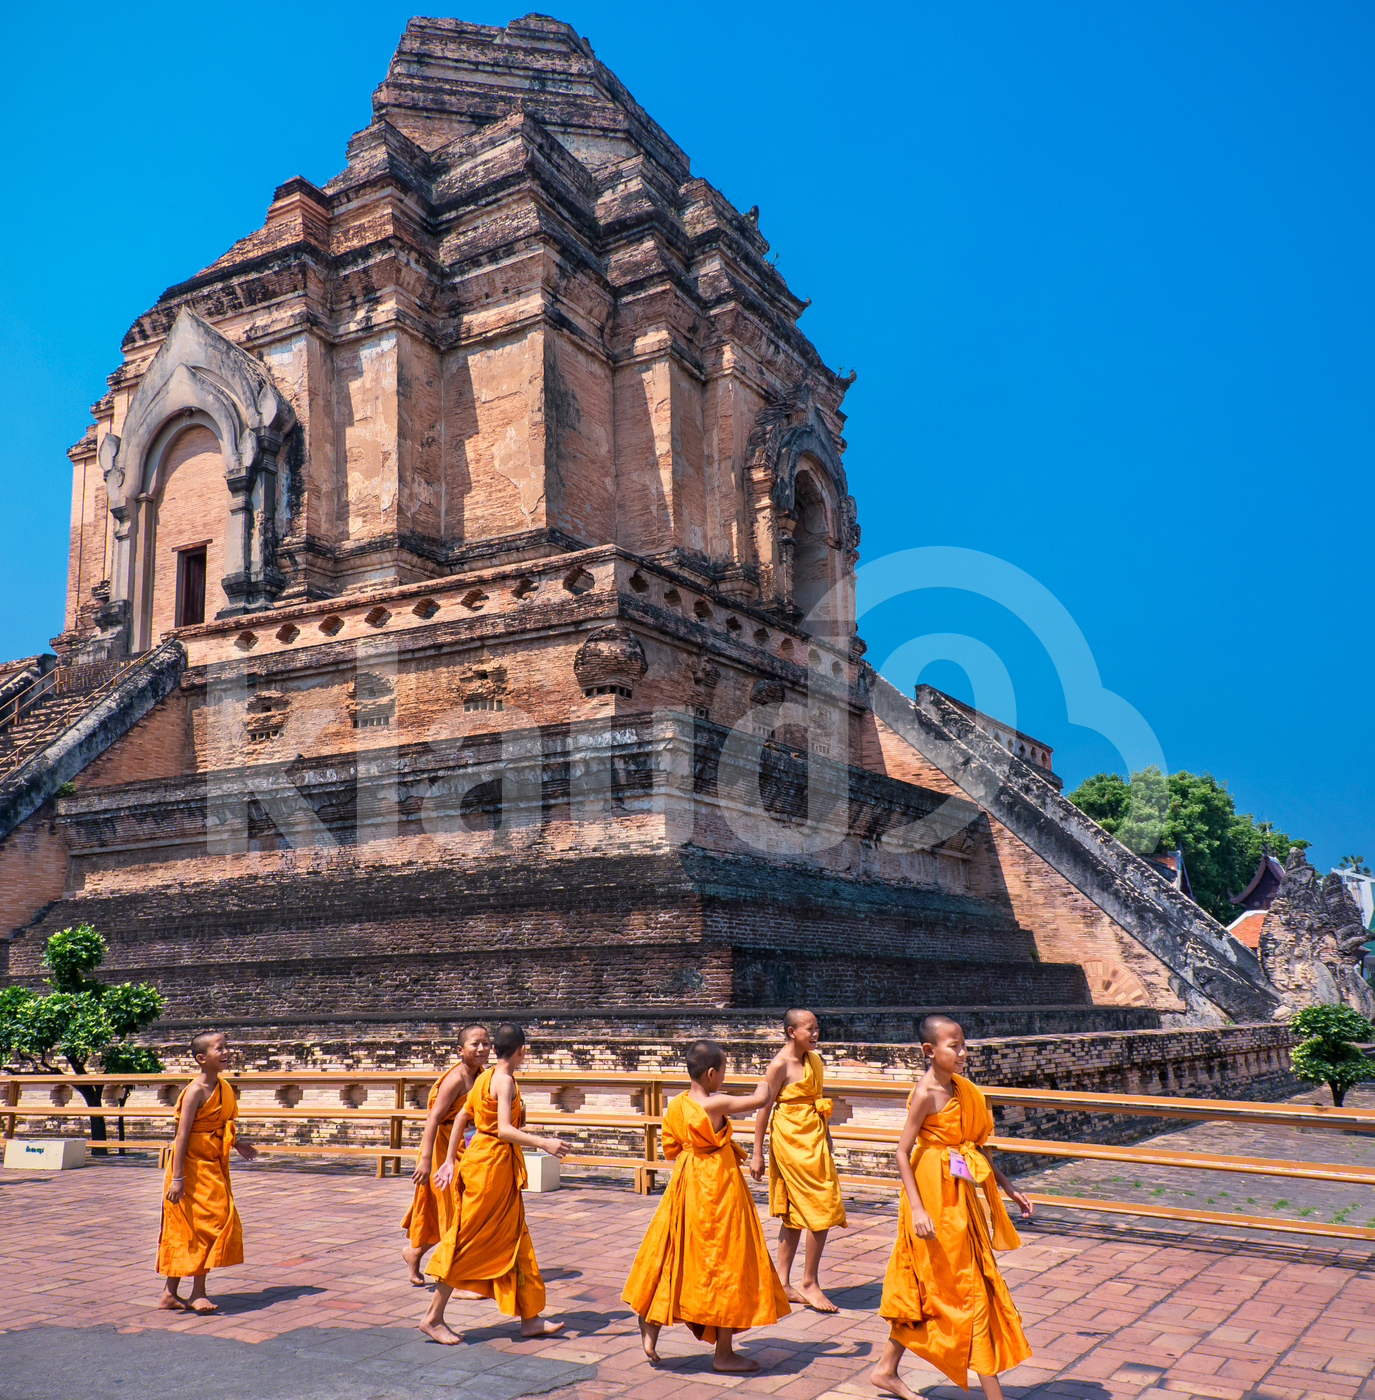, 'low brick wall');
3,1020,1296,1183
